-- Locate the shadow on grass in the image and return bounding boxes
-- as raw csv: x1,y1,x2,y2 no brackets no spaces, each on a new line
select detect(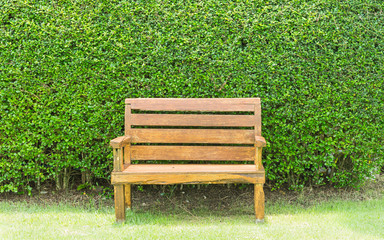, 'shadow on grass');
1,198,383,239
